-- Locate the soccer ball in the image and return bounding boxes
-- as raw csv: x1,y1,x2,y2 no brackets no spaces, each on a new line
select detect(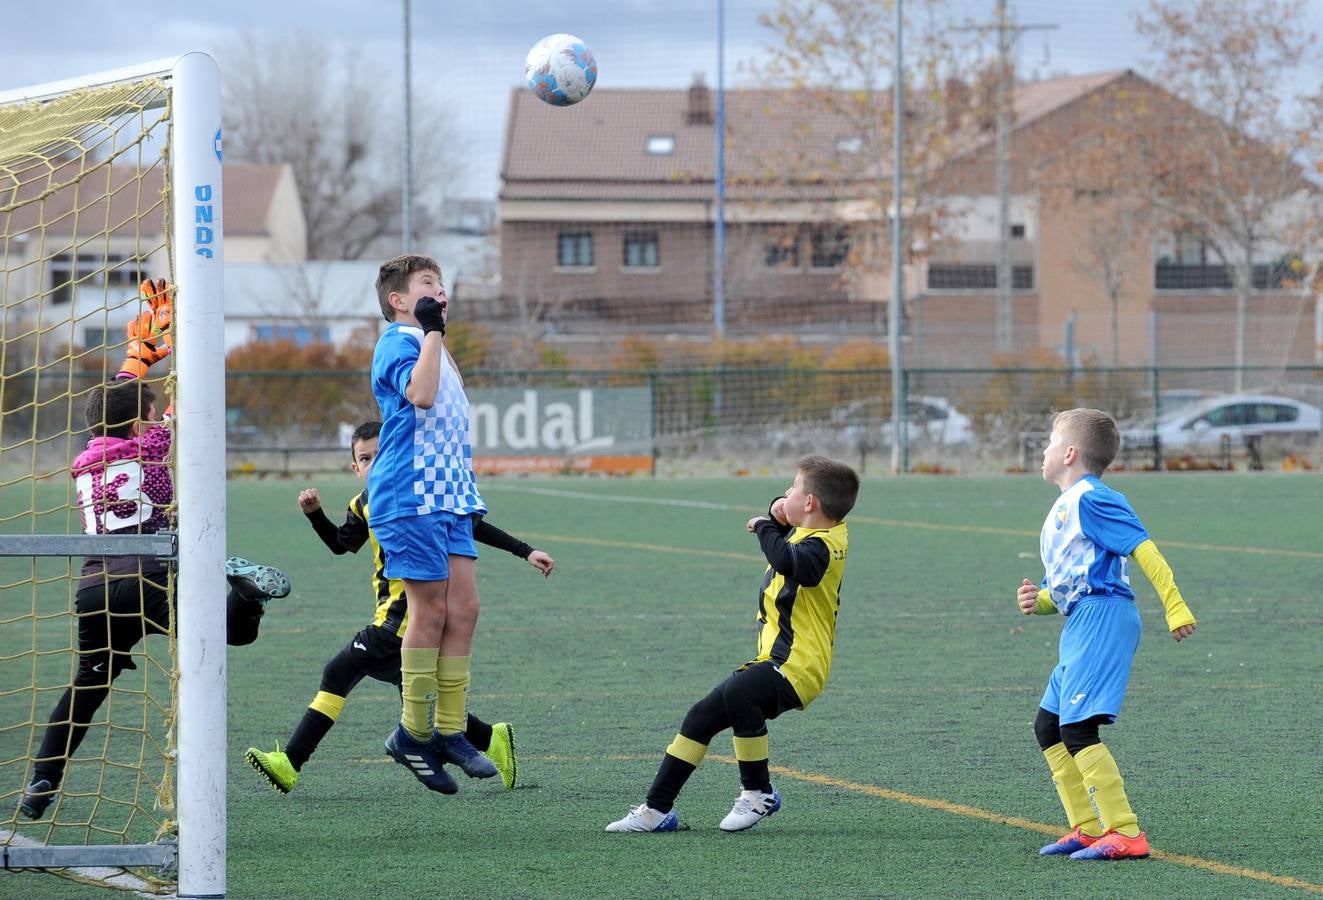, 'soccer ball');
525,34,597,107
